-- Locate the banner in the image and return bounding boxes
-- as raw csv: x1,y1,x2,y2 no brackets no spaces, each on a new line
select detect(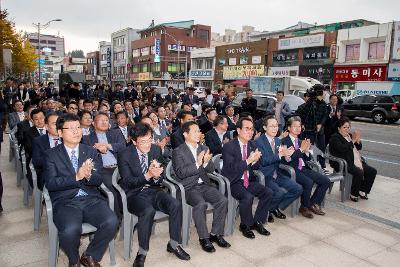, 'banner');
393,21,400,60
388,63,400,81
268,66,299,76
154,39,161,63
278,34,324,50
223,65,265,80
